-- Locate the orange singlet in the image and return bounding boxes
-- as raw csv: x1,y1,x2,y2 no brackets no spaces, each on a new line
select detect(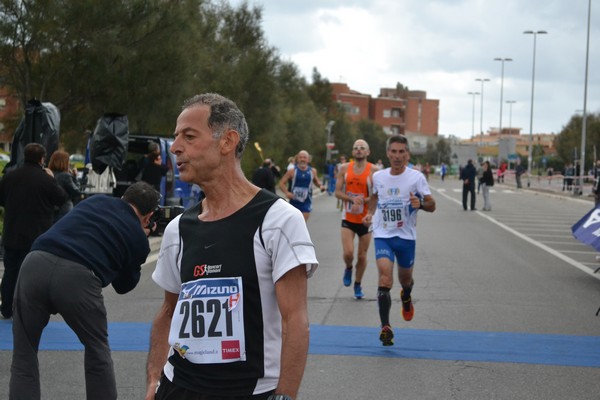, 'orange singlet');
342,162,373,224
